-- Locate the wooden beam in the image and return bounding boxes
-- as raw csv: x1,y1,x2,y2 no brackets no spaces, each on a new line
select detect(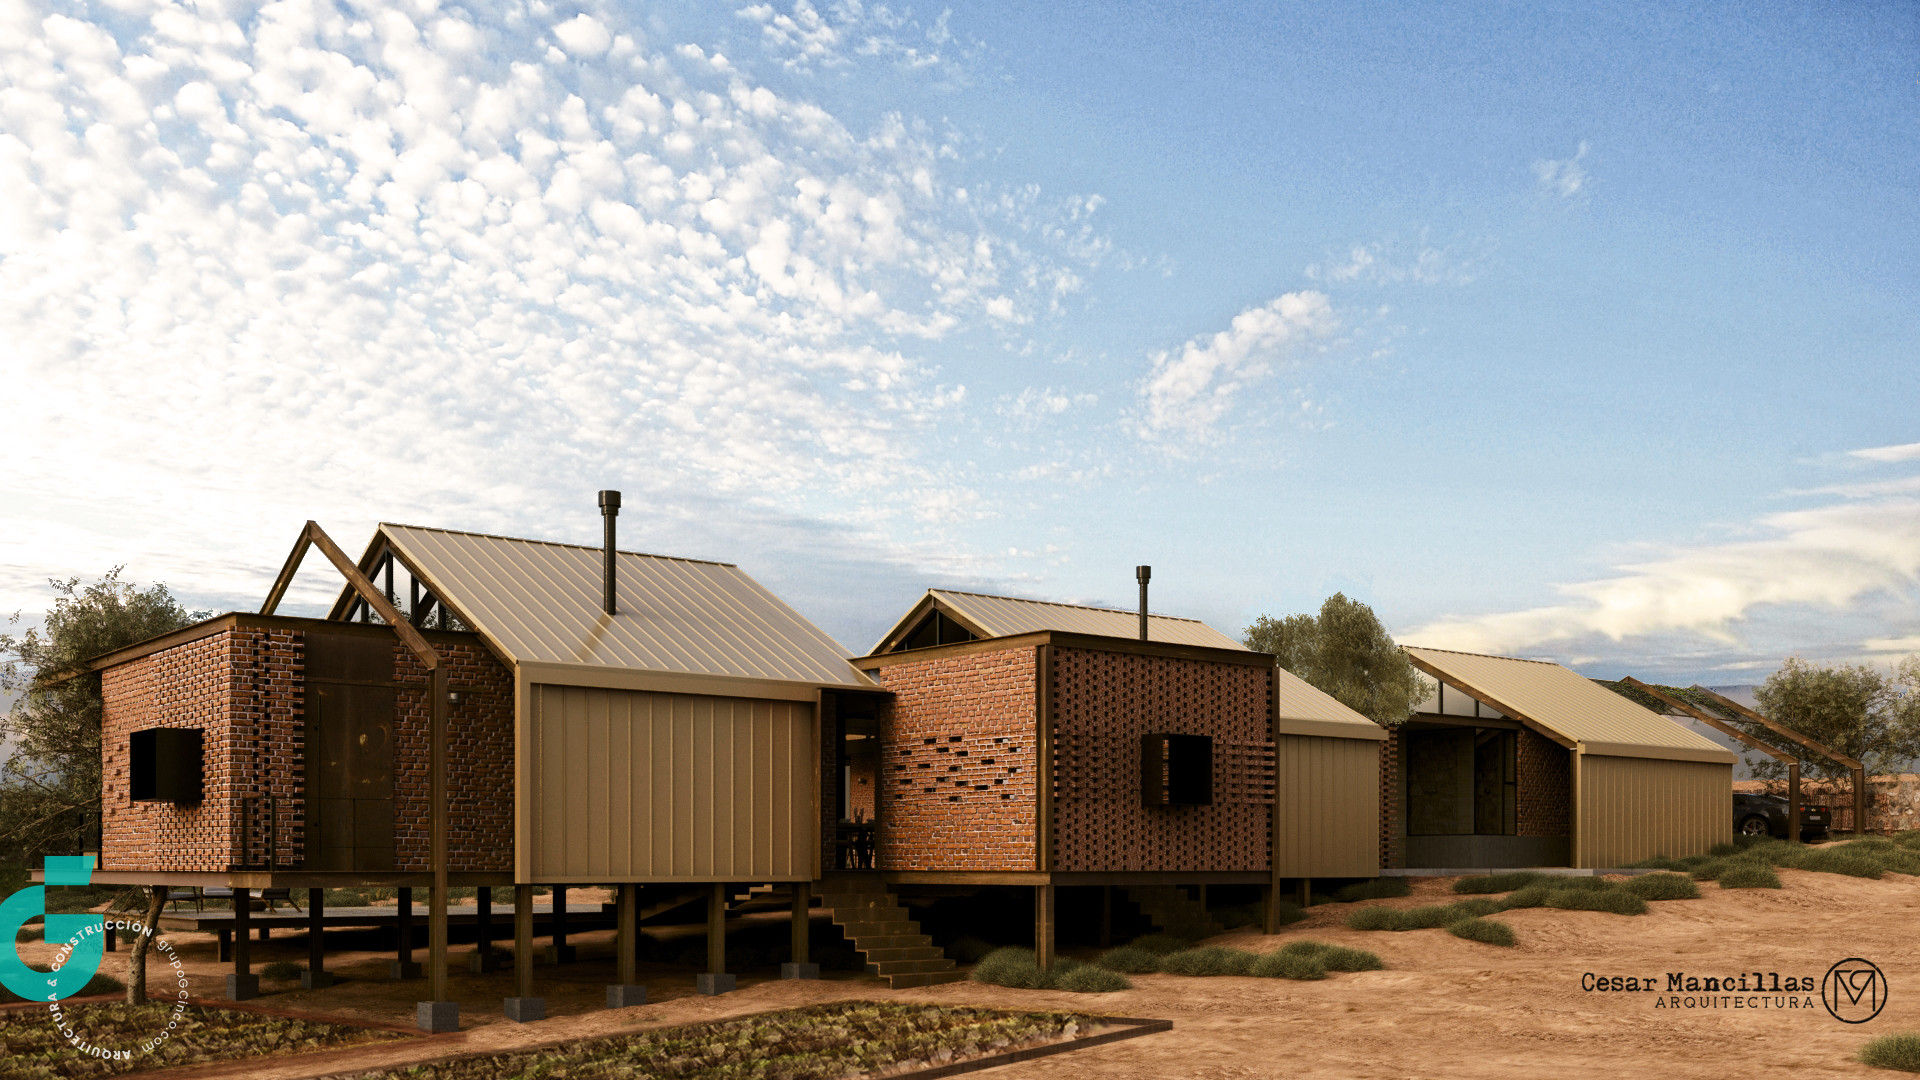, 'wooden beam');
1688,686,1862,769
260,530,314,616
1404,653,1577,749
1622,679,1796,764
